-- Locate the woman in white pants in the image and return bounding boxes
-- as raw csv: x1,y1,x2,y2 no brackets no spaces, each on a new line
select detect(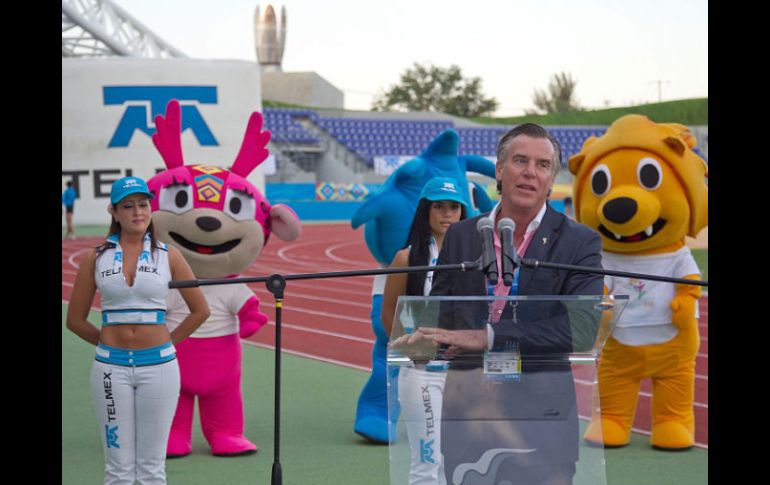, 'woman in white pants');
382,177,467,485
67,176,209,485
